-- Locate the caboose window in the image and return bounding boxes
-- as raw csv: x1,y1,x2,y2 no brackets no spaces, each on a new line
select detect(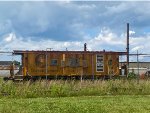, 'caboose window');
96,54,104,72
50,59,58,66
68,58,79,67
